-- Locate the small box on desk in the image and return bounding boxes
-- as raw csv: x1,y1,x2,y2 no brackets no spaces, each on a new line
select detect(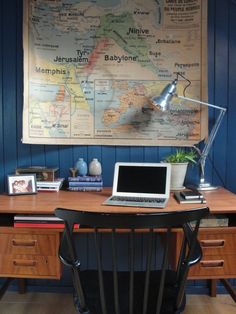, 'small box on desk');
16,167,59,181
